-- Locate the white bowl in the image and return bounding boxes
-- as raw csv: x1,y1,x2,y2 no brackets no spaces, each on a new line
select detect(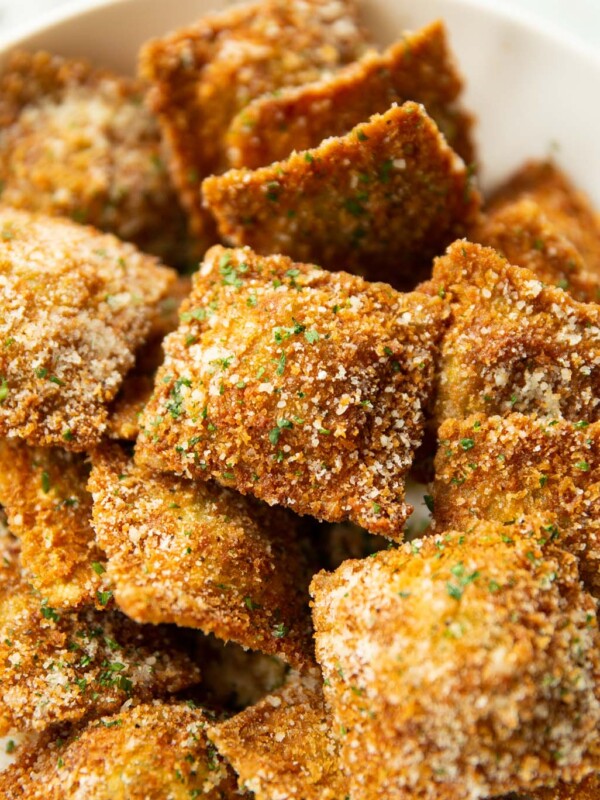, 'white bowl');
0,0,599,774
